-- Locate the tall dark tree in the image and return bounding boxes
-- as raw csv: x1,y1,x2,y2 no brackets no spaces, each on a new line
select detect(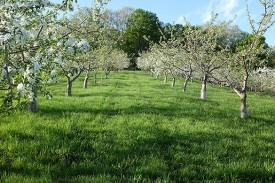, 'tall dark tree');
120,9,162,68
270,46,275,67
